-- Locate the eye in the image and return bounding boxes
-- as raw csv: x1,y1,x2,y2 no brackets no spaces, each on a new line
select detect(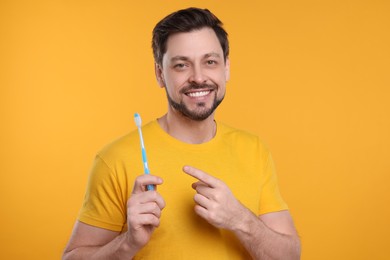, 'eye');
174,63,186,69
206,60,217,65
